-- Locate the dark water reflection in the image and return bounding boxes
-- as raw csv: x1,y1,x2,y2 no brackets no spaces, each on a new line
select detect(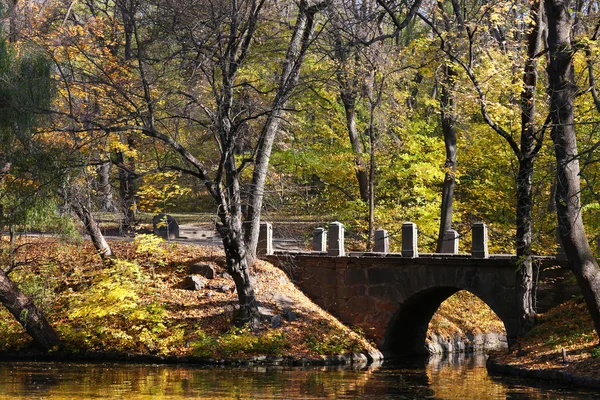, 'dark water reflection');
0,354,594,399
